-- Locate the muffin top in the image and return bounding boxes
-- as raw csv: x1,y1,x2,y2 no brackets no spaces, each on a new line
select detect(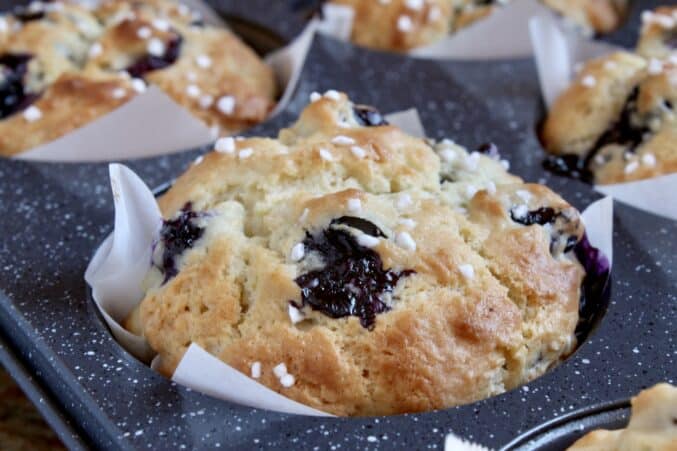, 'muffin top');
125,92,588,416
327,0,628,52
542,7,677,185
0,0,276,156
